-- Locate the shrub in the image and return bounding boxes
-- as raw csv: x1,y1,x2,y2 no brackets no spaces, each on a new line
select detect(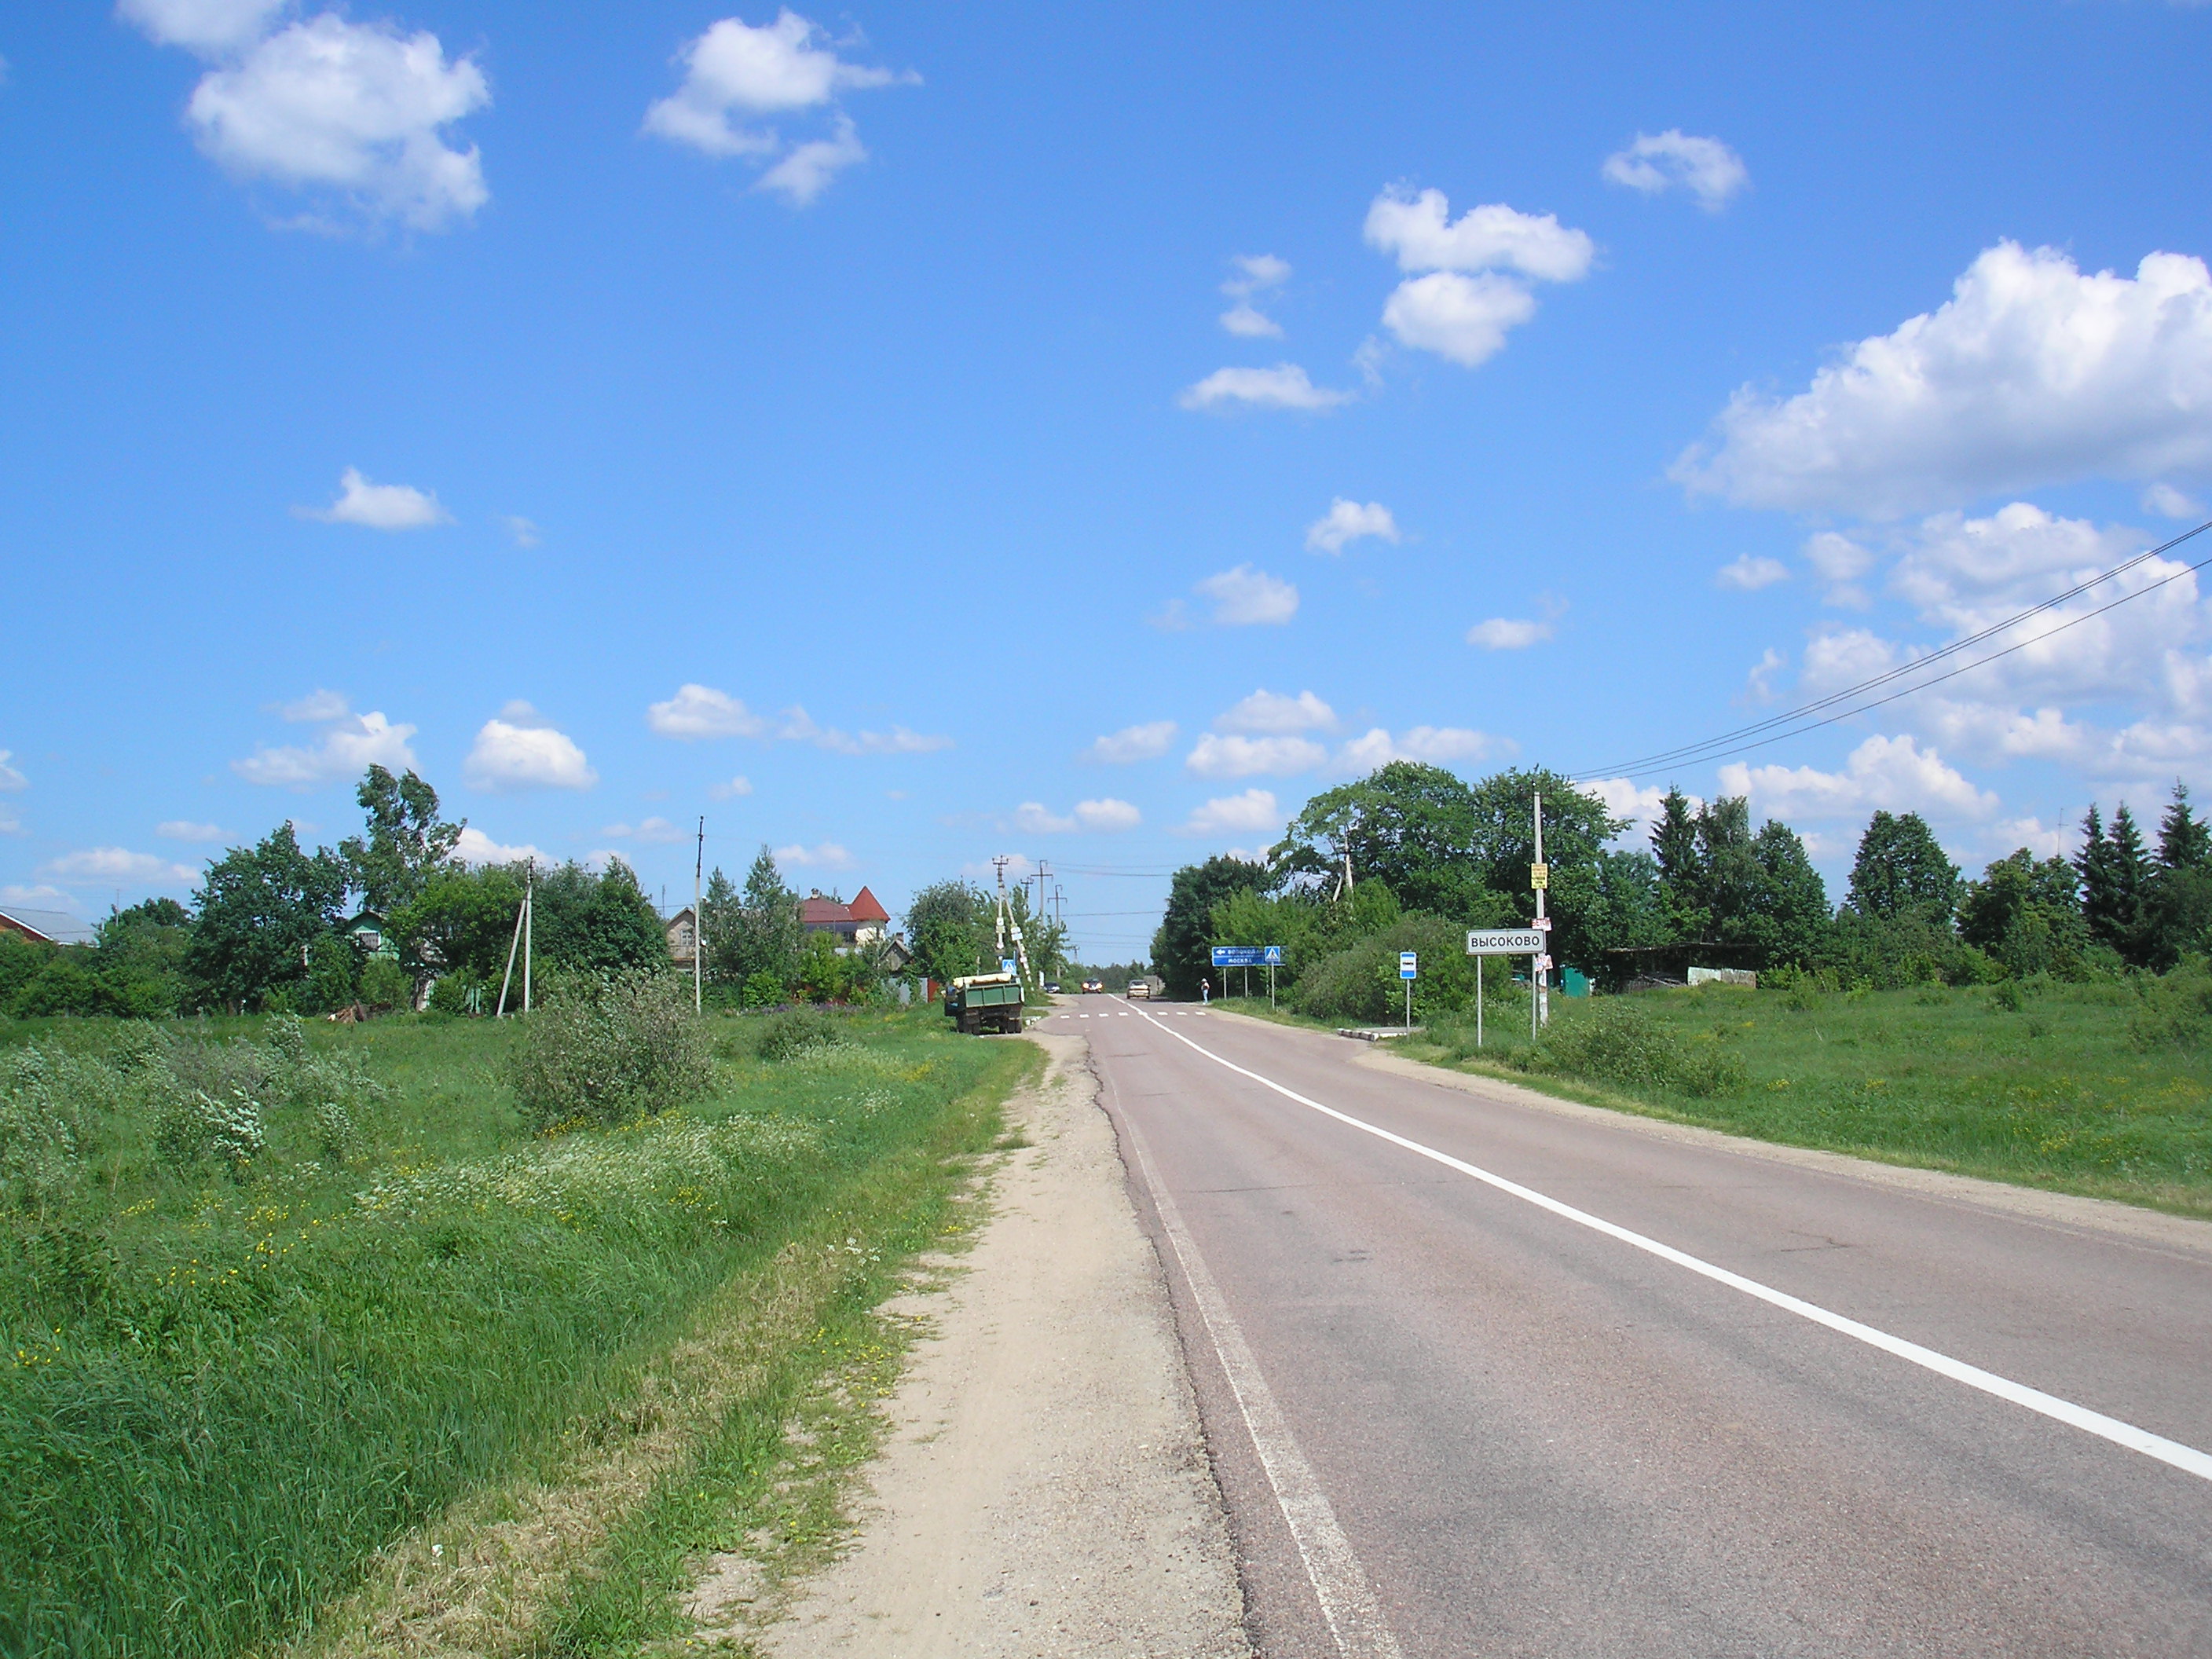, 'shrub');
506,970,713,1130
153,1084,266,1172
2129,961,2212,1049
1521,1002,1747,1097
742,970,786,1009
359,956,412,1013
753,1007,848,1063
